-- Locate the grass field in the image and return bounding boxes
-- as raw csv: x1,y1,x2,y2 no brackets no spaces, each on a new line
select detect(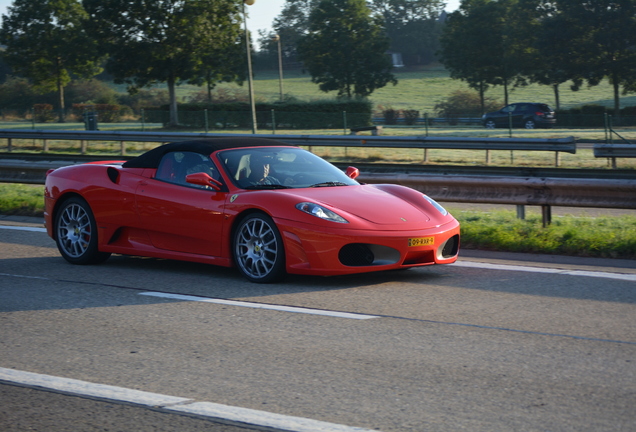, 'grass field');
197,65,636,112
109,63,636,113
